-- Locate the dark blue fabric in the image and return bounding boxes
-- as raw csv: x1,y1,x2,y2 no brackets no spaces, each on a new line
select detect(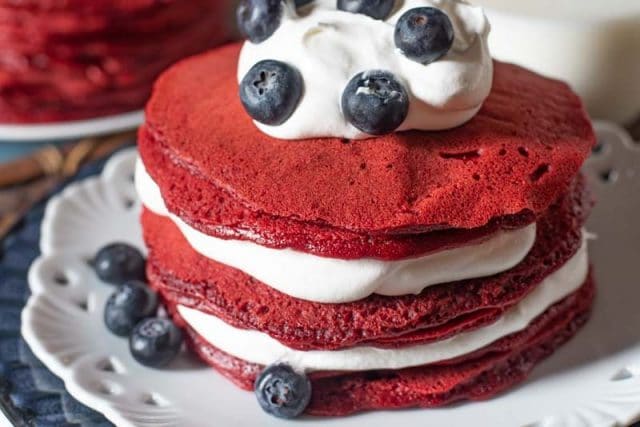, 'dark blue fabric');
0,149,131,426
